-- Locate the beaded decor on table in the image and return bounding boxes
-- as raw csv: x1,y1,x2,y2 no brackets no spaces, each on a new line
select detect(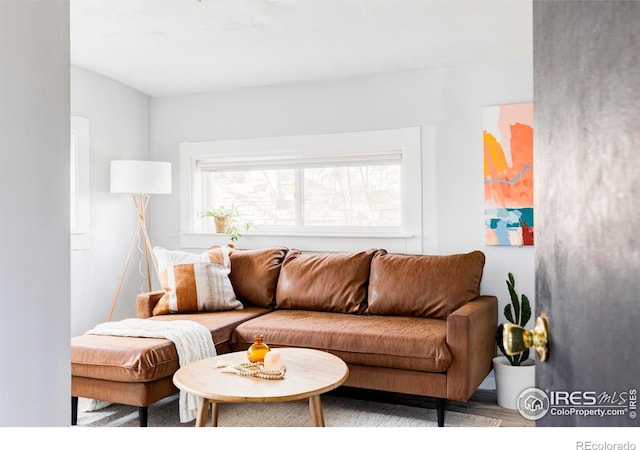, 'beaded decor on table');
215,361,286,380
